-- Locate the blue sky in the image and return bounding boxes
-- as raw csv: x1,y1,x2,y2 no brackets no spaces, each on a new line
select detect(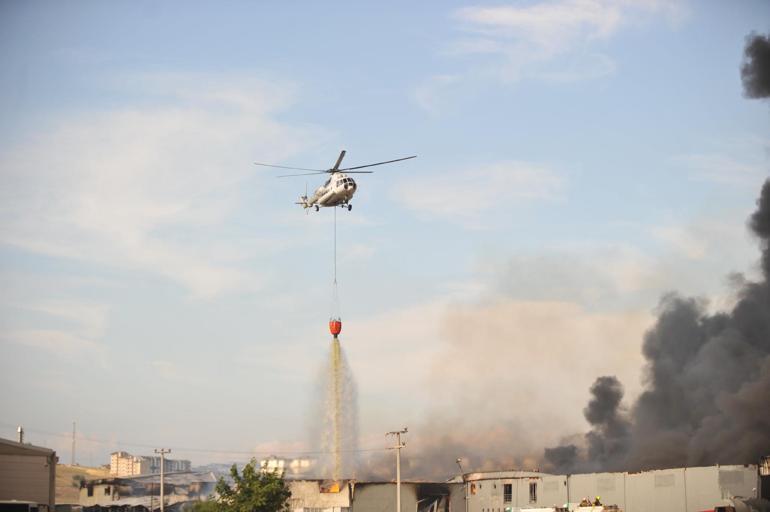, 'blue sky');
1,0,769,469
